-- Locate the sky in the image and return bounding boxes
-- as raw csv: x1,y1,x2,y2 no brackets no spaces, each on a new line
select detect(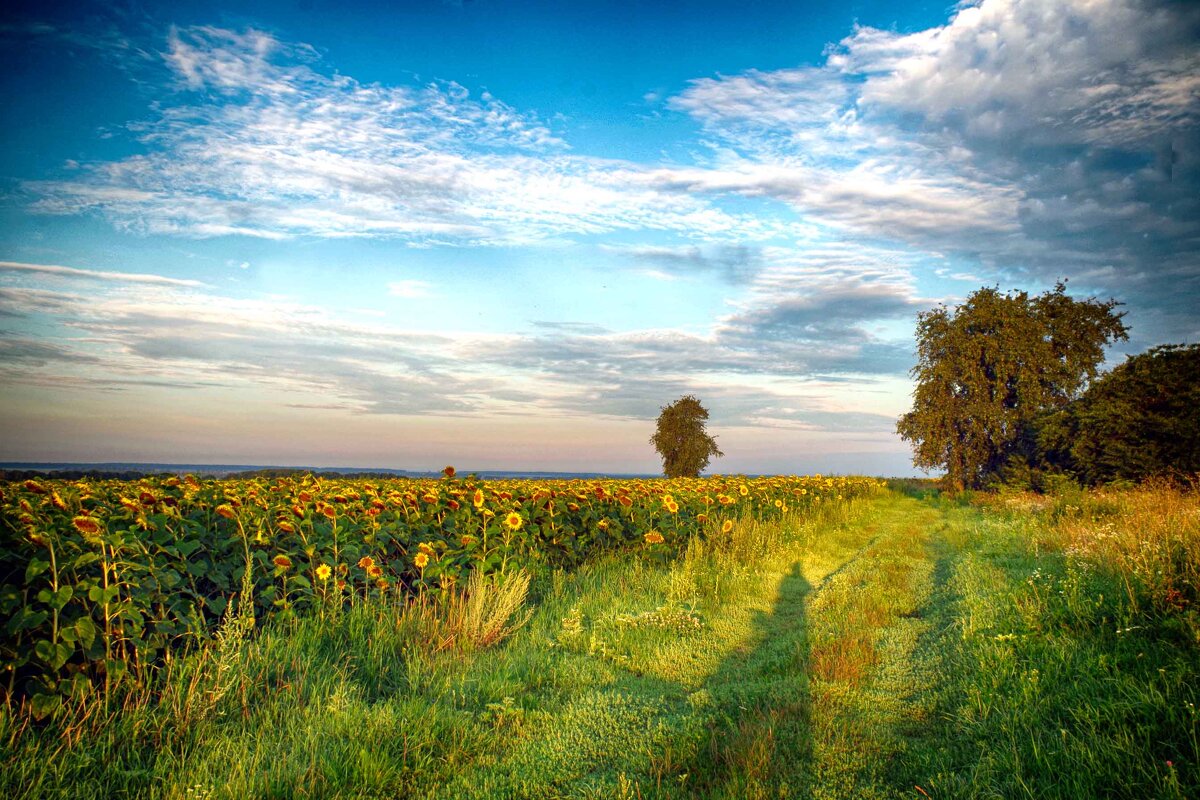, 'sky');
0,0,1197,475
